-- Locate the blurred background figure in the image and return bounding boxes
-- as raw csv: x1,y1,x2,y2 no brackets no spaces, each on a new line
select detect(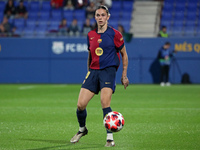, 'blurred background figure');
118,24,132,42
4,0,16,19
157,42,177,86
51,0,64,9
63,0,76,10
0,16,16,37
158,26,168,37
82,18,92,36
76,0,88,9
69,18,80,36
58,18,68,36
15,0,28,19
86,1,96,19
